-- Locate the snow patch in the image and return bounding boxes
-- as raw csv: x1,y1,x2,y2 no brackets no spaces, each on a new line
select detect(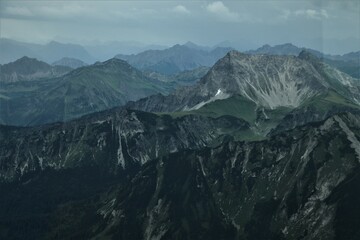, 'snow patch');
184,89,230,111
94,119,107,124
215,88,222,96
